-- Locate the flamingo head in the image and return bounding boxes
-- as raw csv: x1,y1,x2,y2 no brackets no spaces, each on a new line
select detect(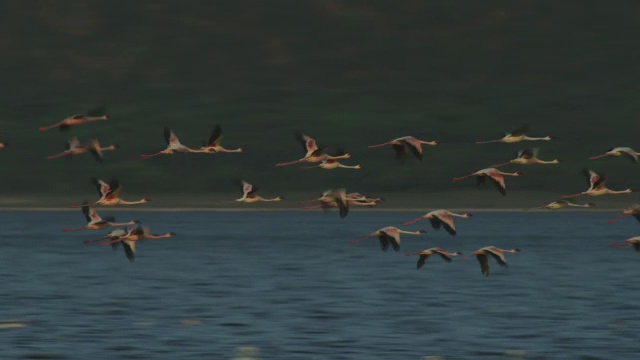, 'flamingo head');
514,172,523,176
513,249,521,252
143,198,152,203
586,203,595,207
276,196,285,201
418,229,428,234
112,145,121,149
463,213,473,218
168,232,177,236
237,147,245,152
